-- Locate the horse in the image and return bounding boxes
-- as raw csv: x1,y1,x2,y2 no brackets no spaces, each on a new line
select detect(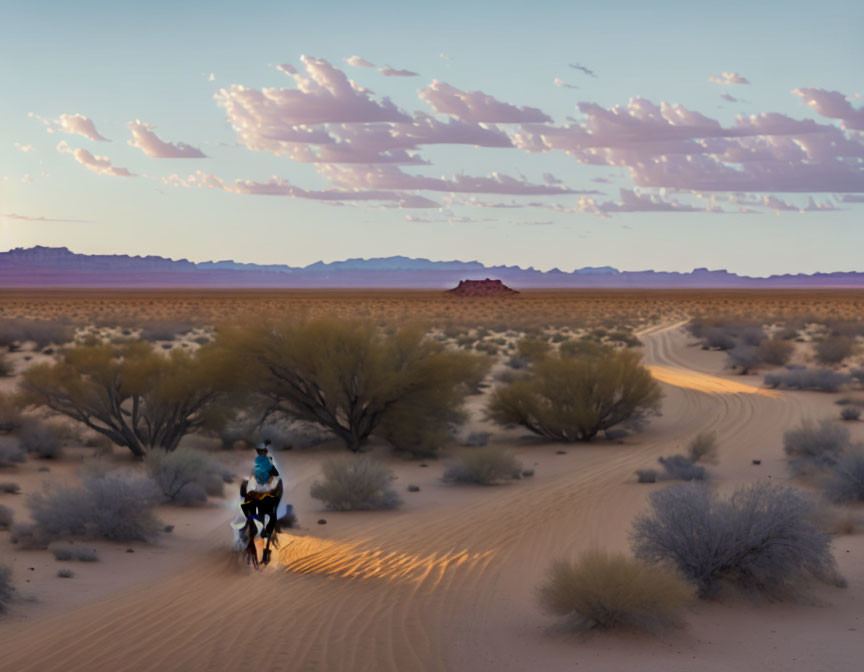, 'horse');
238,477,283,568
